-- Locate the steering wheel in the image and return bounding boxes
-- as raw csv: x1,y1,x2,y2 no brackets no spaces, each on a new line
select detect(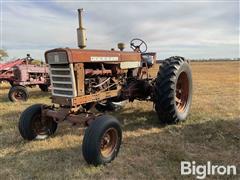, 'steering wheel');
130,38,148,53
